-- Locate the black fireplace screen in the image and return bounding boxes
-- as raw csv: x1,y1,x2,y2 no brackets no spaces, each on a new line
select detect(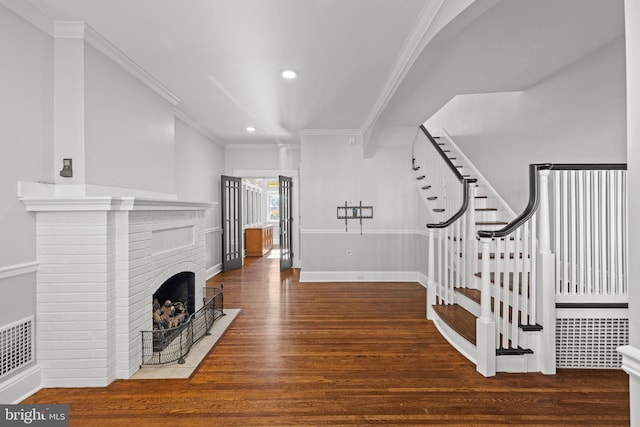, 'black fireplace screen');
141,285,224,366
